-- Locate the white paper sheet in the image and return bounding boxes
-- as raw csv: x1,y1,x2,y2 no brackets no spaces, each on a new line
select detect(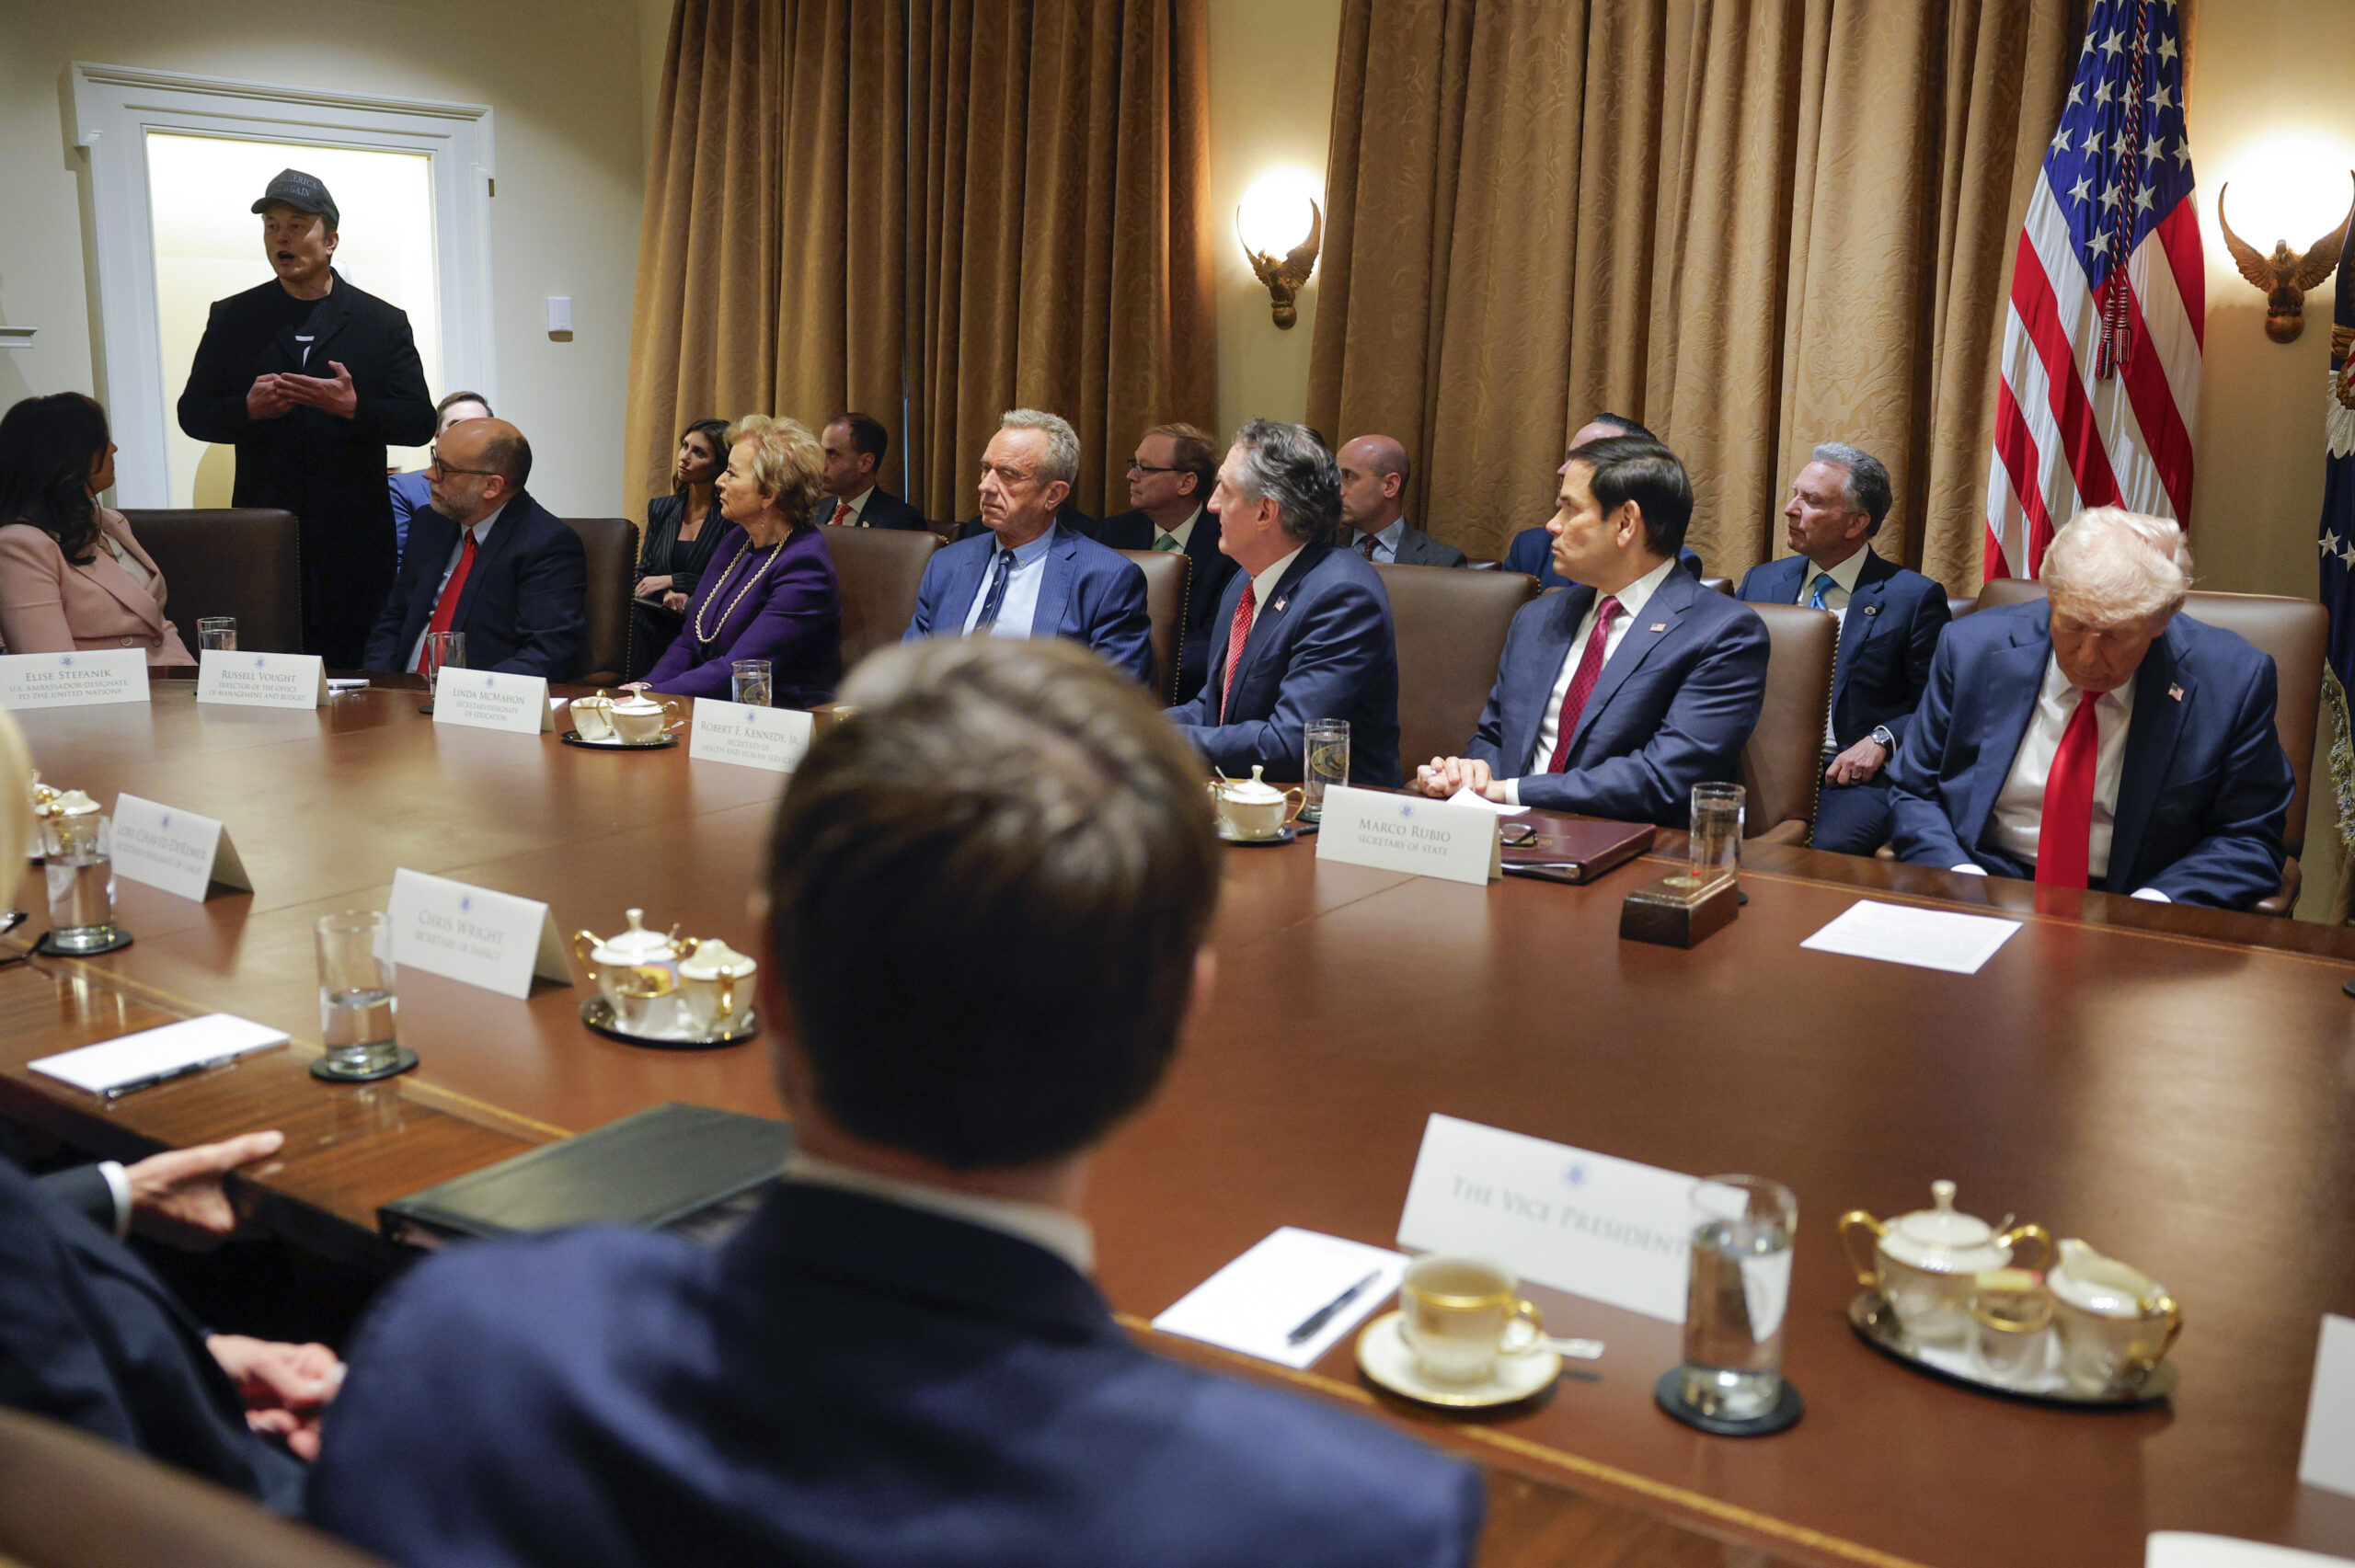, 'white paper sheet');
2299,1315,2355,1500
2150,1534,2355,1567
1799,899,2022,976
1445,785,1526,816
1151,1227,1407,1369
30,1014,288,1098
